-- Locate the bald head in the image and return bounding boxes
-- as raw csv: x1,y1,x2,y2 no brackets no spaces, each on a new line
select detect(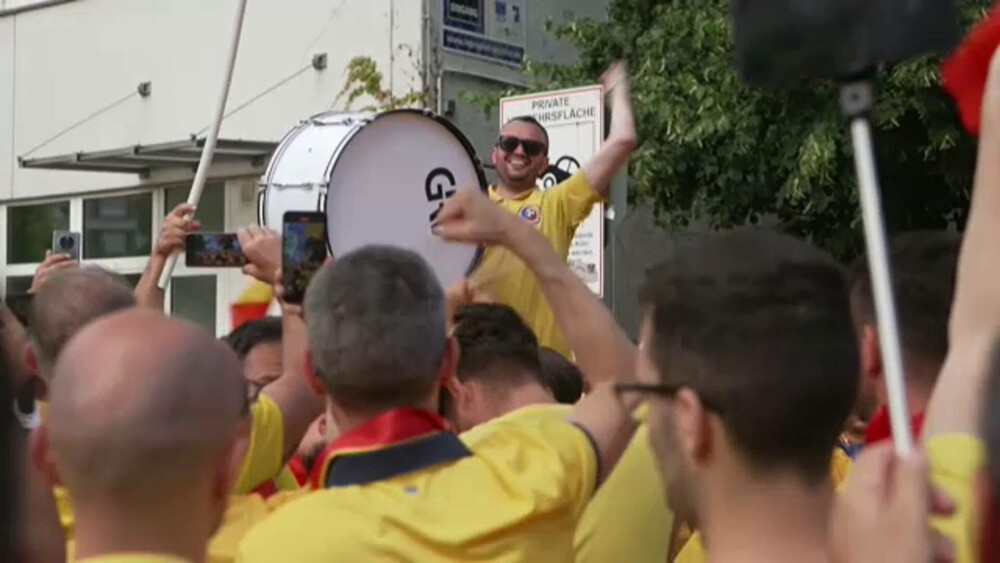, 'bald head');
47,309,247,504
29,268,136,377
